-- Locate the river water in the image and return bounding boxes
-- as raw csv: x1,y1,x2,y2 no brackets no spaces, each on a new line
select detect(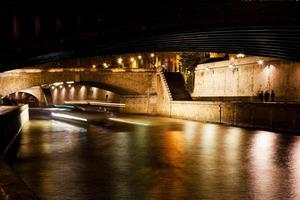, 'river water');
10,114,300,200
